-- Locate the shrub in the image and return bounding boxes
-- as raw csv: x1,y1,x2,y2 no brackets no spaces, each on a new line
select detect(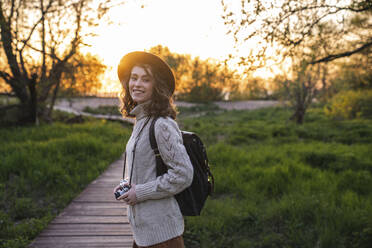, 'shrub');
82,105,120,115
177,83,224,103
325,90,372,120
